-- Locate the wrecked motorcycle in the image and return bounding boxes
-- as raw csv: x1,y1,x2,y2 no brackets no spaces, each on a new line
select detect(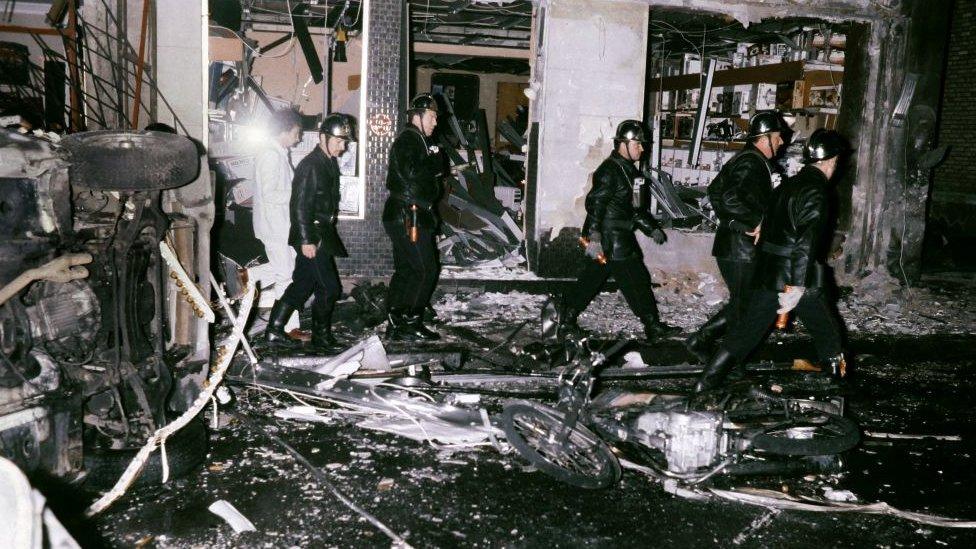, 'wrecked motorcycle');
501,340,860,489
